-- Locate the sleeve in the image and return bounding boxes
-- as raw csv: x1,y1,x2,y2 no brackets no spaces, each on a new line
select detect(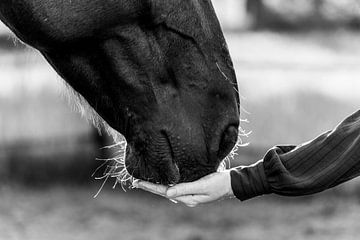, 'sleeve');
230,110,360,201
